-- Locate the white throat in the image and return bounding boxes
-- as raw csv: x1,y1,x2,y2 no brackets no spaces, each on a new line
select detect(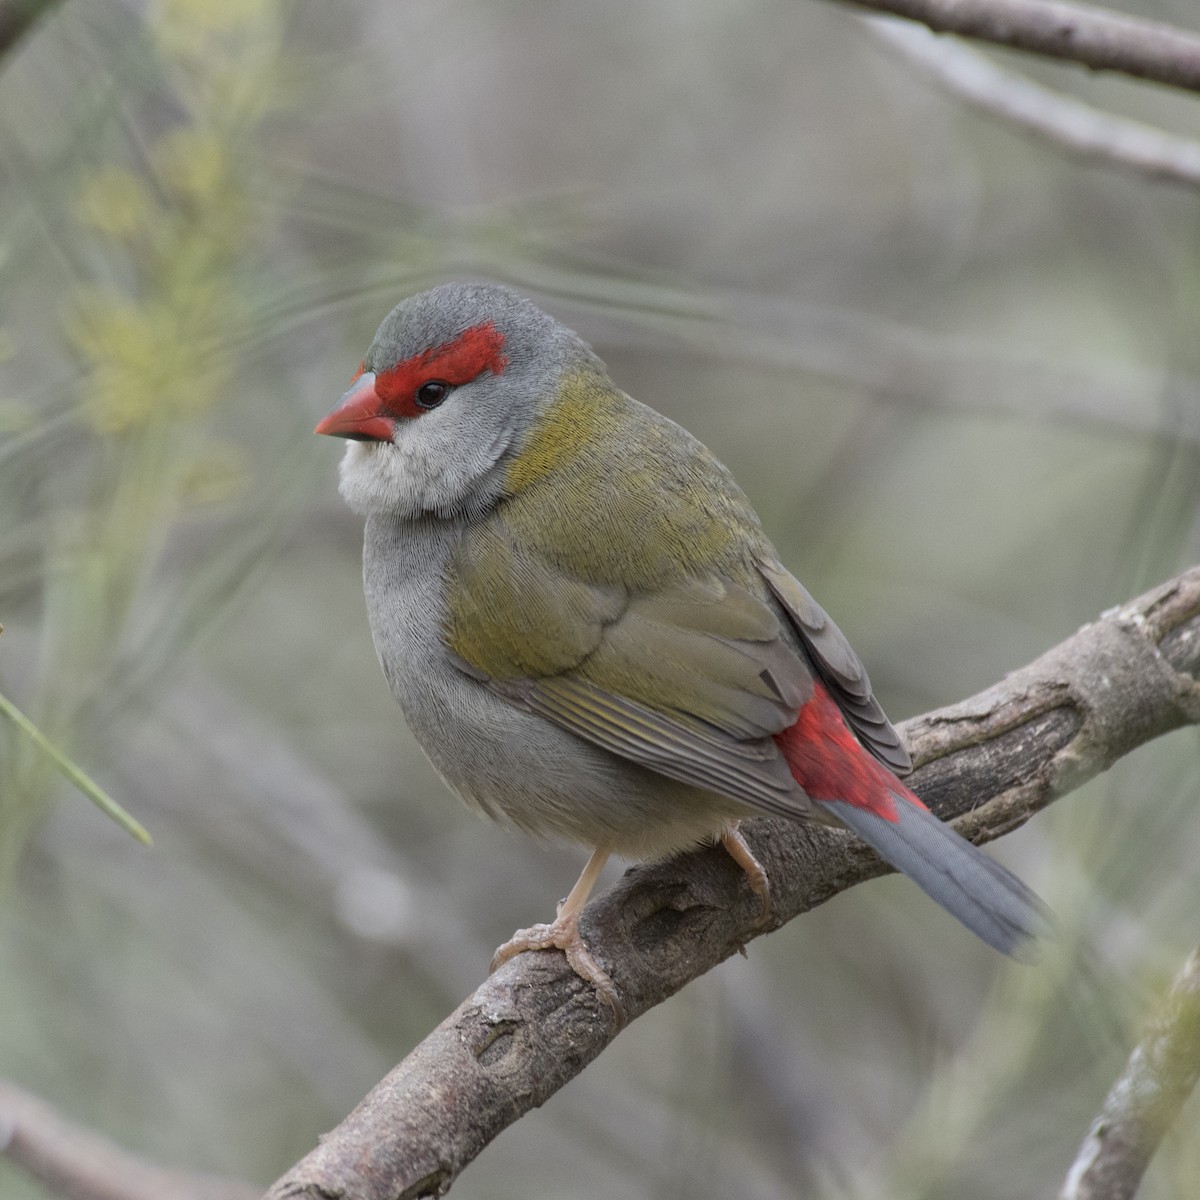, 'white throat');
337,421,512,520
